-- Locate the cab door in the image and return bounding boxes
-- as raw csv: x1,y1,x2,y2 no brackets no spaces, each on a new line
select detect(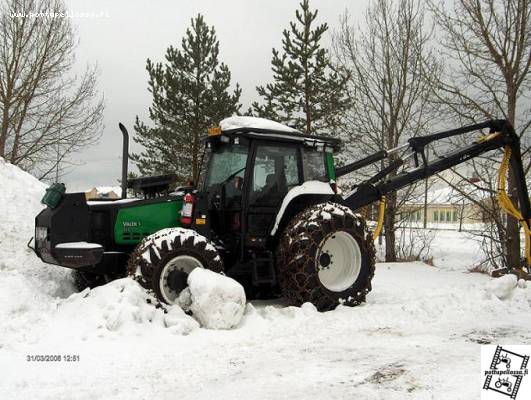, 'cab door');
245,143,302,247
